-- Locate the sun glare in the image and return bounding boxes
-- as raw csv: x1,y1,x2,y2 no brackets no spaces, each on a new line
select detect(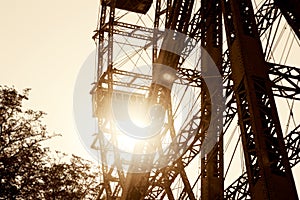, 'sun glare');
128,102,151,128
